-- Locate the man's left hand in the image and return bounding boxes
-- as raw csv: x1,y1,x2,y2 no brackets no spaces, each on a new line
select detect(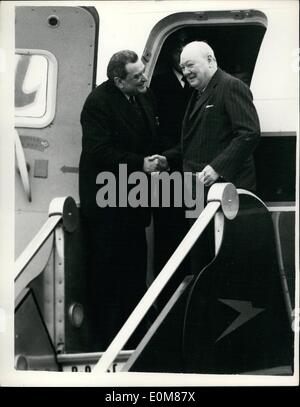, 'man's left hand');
197,165,219,187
